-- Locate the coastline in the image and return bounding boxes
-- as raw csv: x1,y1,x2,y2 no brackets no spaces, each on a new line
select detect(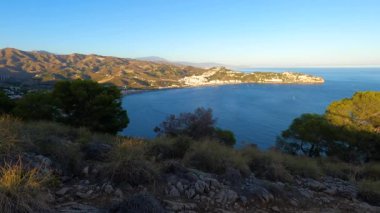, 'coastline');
122,79,325,96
